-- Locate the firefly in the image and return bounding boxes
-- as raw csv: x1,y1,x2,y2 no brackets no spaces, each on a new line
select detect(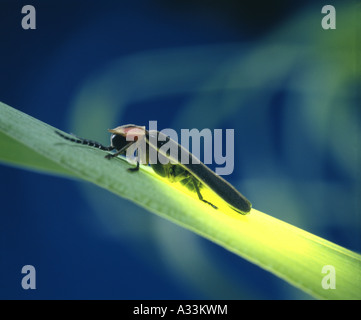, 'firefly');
55,125,252,215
